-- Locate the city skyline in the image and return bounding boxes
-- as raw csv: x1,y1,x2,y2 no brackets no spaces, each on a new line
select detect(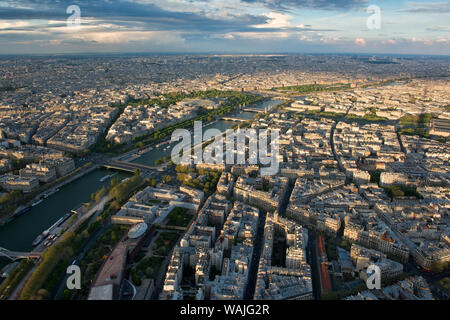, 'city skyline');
0,0,449,55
